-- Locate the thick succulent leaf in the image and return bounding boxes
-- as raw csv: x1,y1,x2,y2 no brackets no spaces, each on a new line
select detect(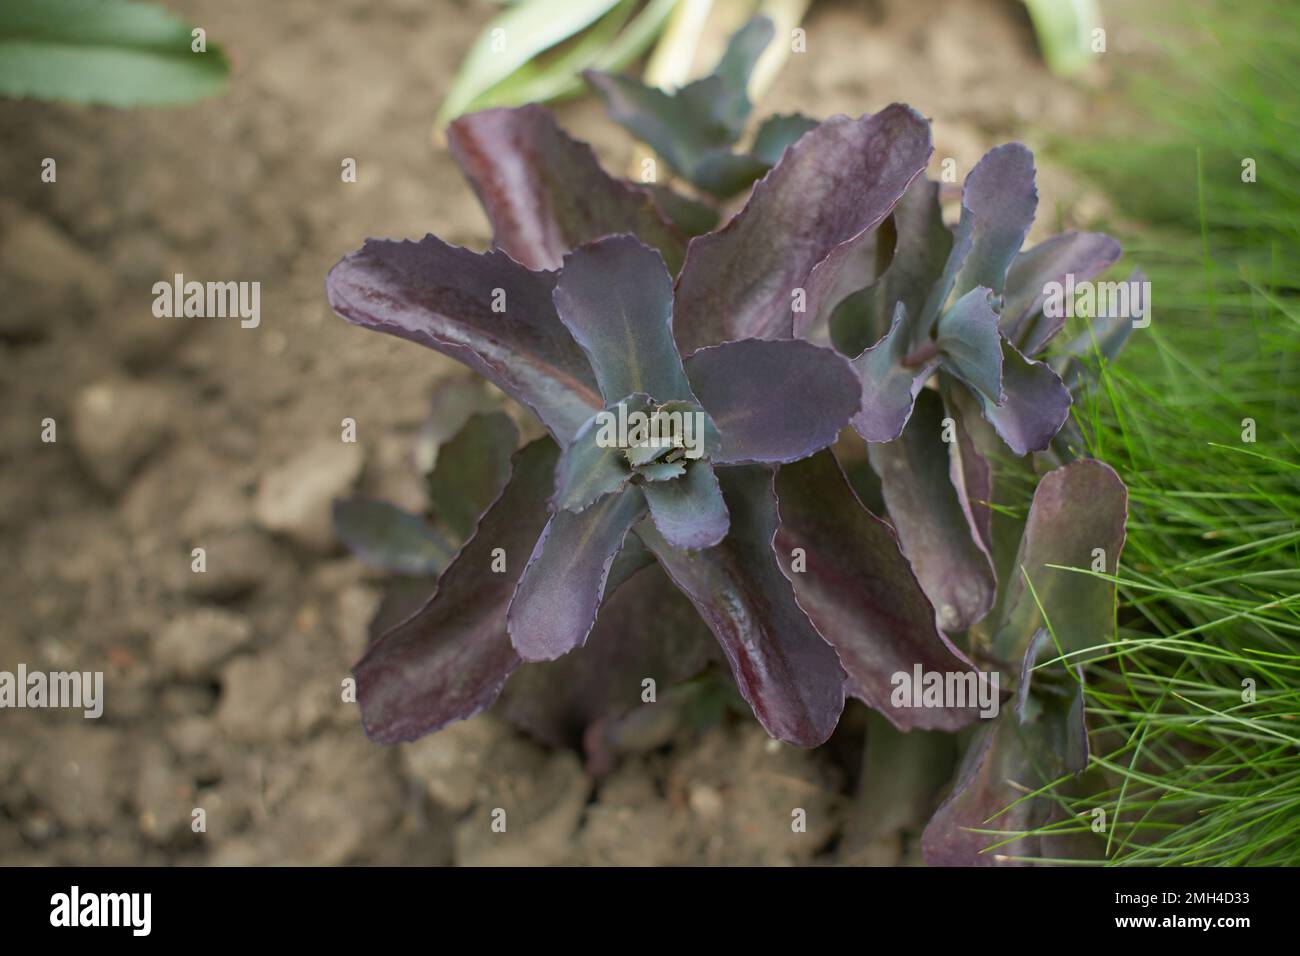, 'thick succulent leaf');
1051,267,1144,393
639,183,720,236
426,411,518,539
583,17,773,197
833,177,953,355
584,72,768,198
934,287,1005,403
552,396,649,512
1002,231,1123,351
637,460,686,481
640,460,729,550
921,711,1037,866
685,338,863,464
922,629,1091,866
497,563,715,753
367,575,438,645
604,531,655,597
975,339,1072,455
352,438,559,743
584,73,704,177
952,143,1039,301
326,236,601,442
691,15,773,139
639,466,846,747
773,451,979,731
446,105,686,273
850,305,935,444
868,389,997,632
688,149,773,199
333,498,455,576
750,113,820,166
1017,629,1090,776
414,375,505,474
945,384,995,557
553,235,695,405
508,488,648,661
919,144,1038,333
673,105,933,352
993,458,1128,667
